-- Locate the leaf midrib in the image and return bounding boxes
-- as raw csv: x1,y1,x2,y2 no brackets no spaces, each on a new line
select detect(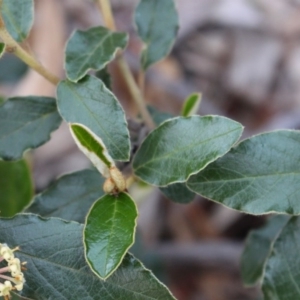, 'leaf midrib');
0,108,57,141
19,251,162,300
190,171,300,185
64,81,126,159
104,199,118,275
135,126,241,171
75,31,118,77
